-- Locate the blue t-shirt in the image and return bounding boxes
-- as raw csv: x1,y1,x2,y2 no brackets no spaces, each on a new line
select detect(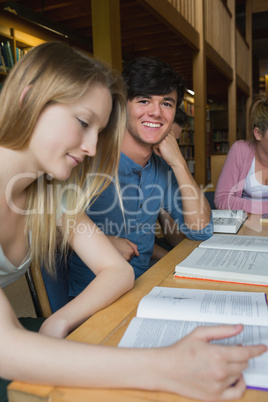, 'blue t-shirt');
68,152,213,297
